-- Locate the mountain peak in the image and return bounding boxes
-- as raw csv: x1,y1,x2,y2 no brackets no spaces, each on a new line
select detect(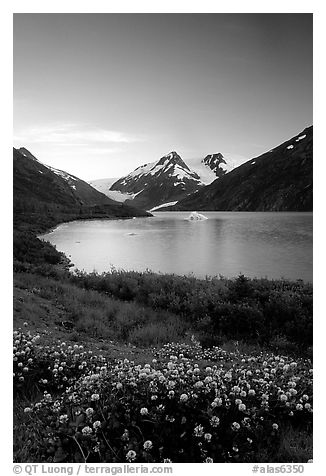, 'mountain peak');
202,153,226,167
157,151,190,171
18,147,40,162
